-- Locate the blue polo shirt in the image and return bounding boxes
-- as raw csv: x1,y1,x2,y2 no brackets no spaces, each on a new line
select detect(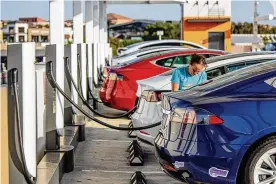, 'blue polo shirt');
171,66,207,90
